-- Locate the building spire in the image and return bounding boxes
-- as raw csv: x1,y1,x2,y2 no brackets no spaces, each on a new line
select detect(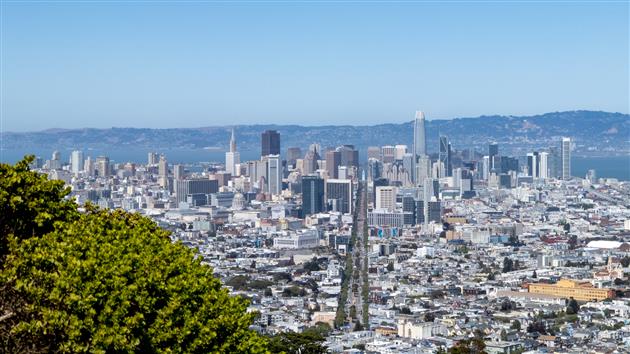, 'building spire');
230,128,236,153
